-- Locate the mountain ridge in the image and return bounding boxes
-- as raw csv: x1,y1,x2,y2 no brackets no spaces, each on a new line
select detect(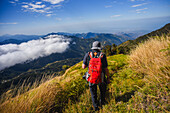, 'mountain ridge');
0,23,169,98
0,32,134,81
1,33,169,112
0,24,169,113
117,23,170,54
